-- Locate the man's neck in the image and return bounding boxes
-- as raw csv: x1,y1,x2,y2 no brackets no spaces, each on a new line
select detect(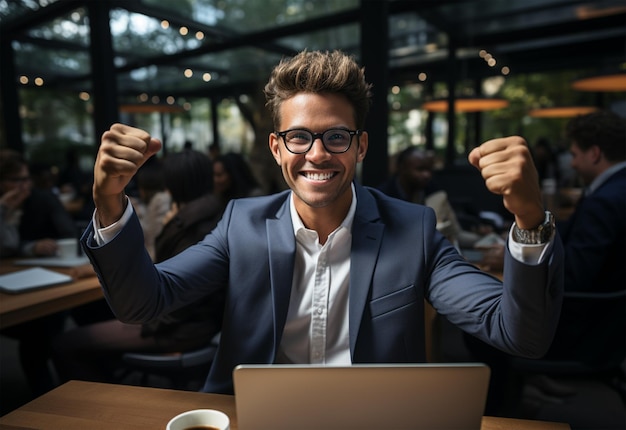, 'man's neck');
292,188,354,245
